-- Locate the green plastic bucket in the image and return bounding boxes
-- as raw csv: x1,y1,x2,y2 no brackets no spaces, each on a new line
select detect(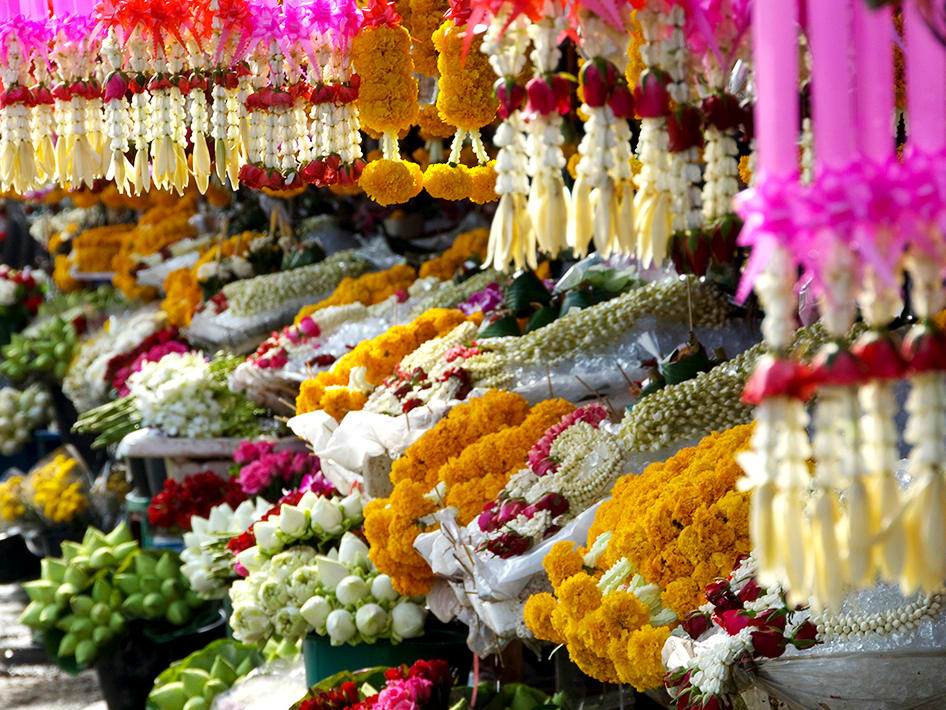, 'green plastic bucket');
302,624,472,688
